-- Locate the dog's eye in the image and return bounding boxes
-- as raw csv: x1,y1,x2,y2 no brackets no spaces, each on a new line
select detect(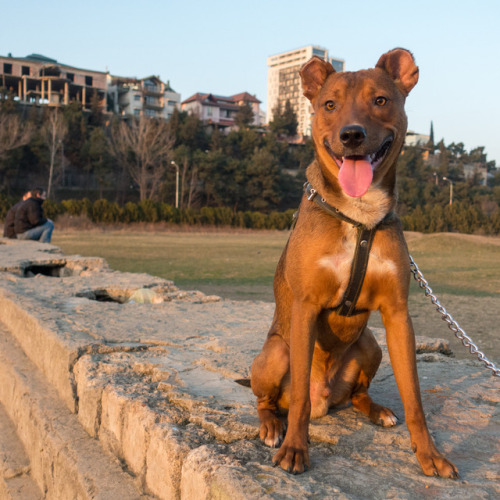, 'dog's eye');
375,96,388,106
325,100,336,111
